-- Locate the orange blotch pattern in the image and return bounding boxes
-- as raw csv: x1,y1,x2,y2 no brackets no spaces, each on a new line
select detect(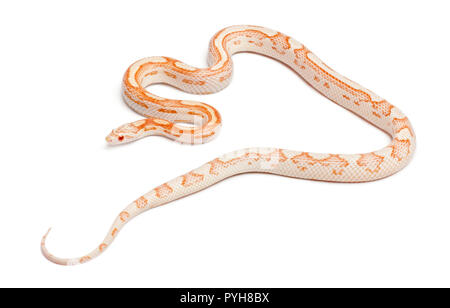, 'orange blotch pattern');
290,153,349,175
135,196,148,209
357,152,385,174
155,183,174,198
181,172,205,187
390,138,411,161
119,211,129,222
392,117,414,136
